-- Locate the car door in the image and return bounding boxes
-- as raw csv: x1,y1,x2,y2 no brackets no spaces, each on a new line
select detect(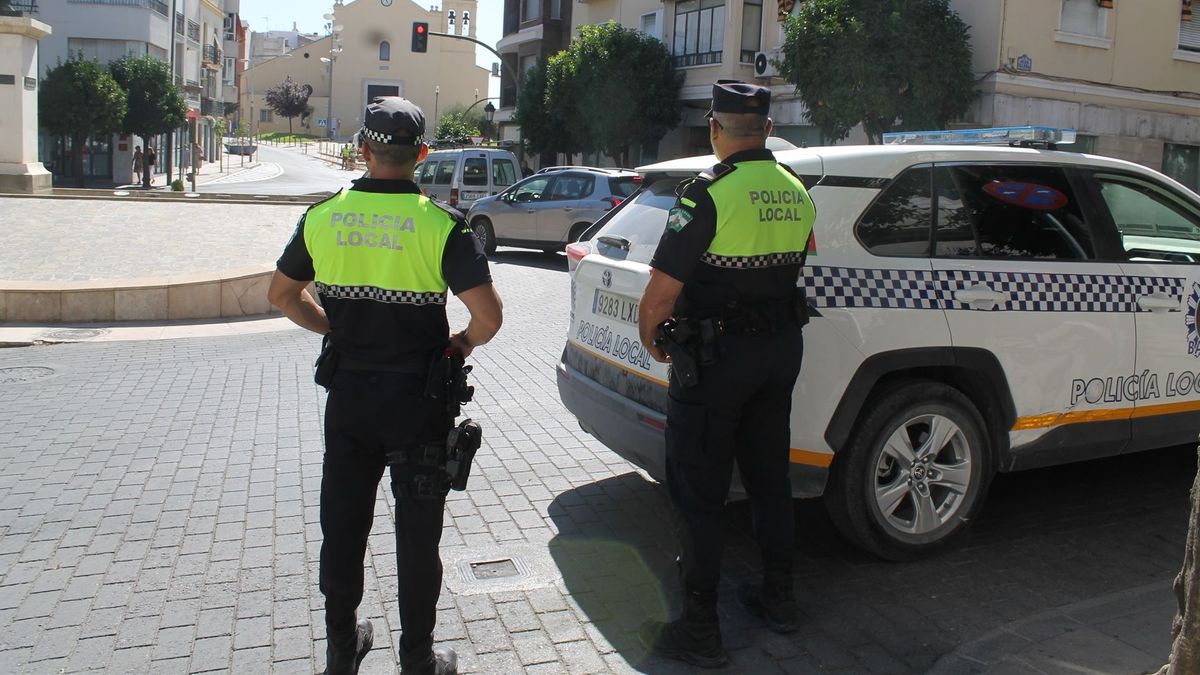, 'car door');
928,162,1135,463
1090,170,1200,452
536,172,593,245
490,156,518,197
491,175,550,242
458,155,490,208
